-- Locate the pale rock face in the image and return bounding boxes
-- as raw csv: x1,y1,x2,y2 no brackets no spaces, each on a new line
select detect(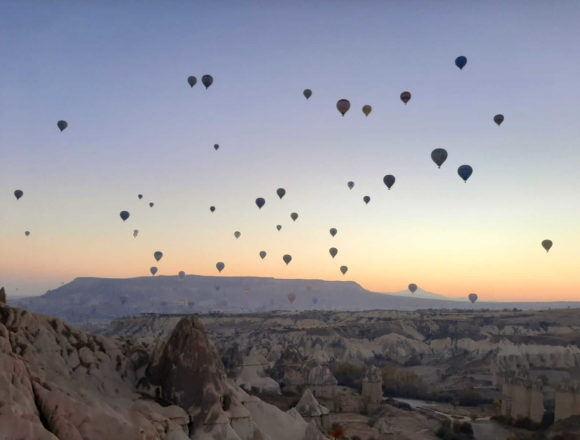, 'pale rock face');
236,352,280,394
